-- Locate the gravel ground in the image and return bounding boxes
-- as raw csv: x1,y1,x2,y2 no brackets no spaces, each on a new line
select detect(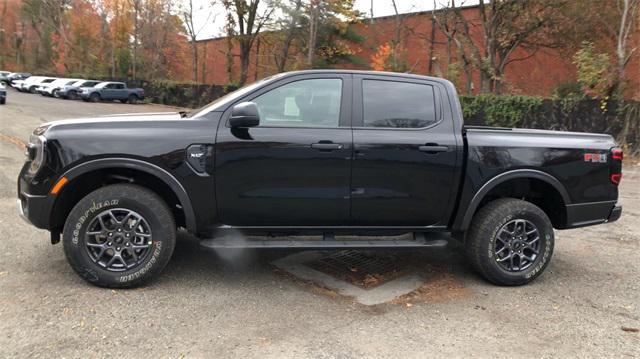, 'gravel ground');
0,88,638,358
